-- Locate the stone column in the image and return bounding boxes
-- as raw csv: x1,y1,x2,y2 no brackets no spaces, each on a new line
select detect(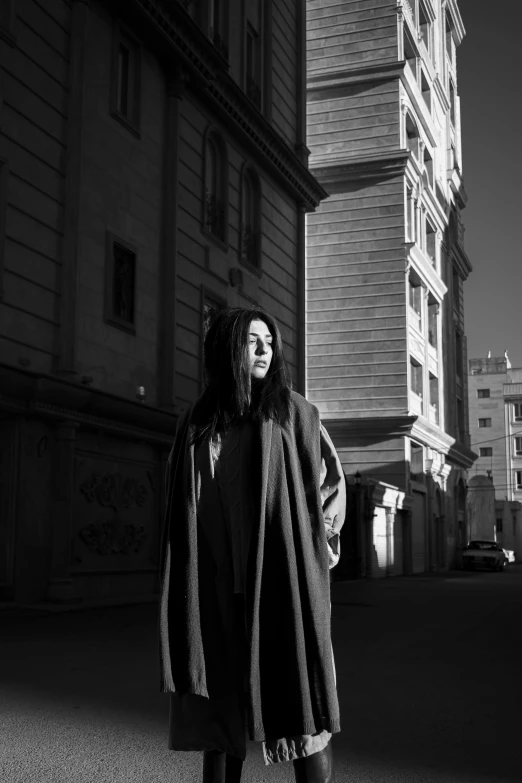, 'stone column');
158,71,185,409
57,0,90,375
47,421,79,602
